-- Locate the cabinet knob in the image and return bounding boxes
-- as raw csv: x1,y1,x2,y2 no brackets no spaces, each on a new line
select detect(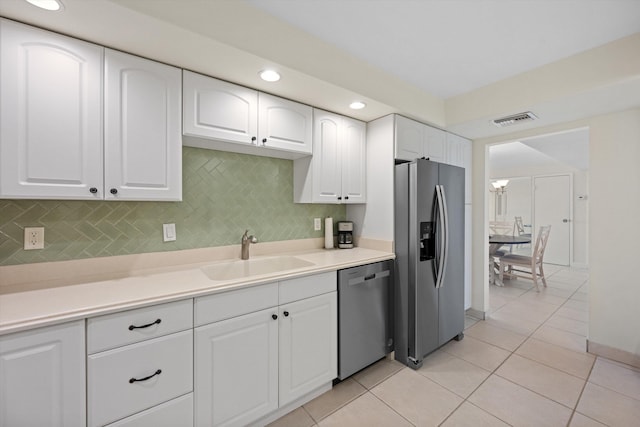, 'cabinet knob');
110,188,118,195
283,311,289,317
251,136,257,144
345,196,349,200
272,314,278,320
262,138,267,146
89,187,98,194
337,196,342,200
